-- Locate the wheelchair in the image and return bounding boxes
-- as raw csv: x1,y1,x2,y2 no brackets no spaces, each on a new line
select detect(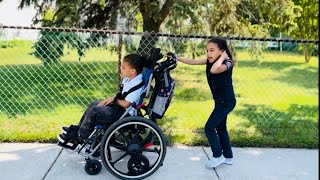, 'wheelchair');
64,48,177,180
